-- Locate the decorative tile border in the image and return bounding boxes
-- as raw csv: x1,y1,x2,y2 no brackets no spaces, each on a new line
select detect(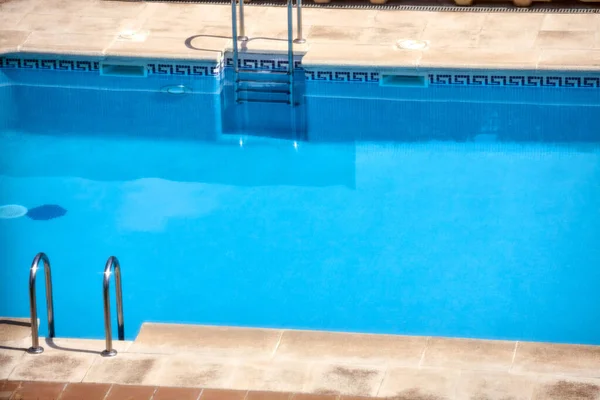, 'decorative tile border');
429,73,600,88
1,56,599,88
147,62,221,76
224,57,302,71
305,70,380,83
0,57,99,72
303,69,600,88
